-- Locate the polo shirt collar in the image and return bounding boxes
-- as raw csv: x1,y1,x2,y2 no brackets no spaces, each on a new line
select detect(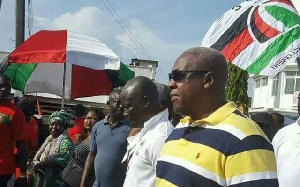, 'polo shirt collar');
103,115,125,127
185,102,236,127
140,109,169,136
